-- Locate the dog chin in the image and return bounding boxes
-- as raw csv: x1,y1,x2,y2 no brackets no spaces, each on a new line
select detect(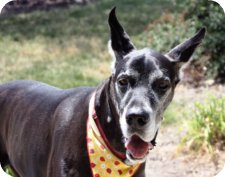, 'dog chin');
122,134,154,166
124,151,147,165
